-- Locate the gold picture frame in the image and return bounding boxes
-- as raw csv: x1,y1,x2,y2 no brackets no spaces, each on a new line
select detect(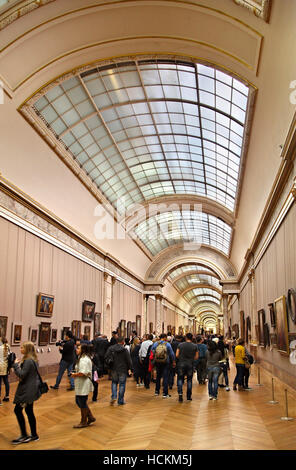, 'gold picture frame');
275,295,289,356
